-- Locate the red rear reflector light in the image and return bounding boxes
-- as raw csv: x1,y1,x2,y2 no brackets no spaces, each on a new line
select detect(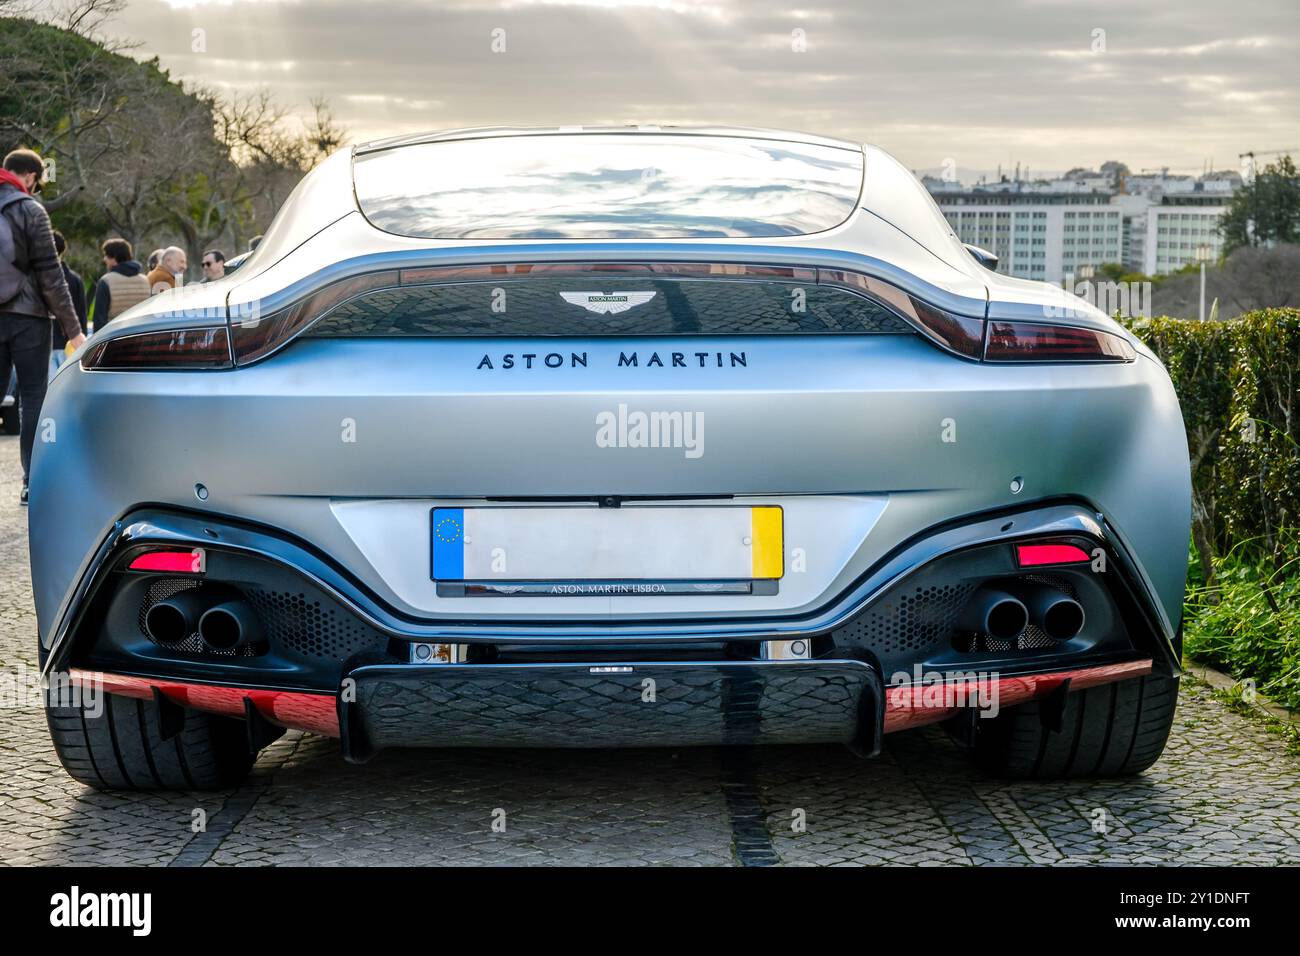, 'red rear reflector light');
984,322,1135,363
1016,543,1091,567
129,549,206,573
